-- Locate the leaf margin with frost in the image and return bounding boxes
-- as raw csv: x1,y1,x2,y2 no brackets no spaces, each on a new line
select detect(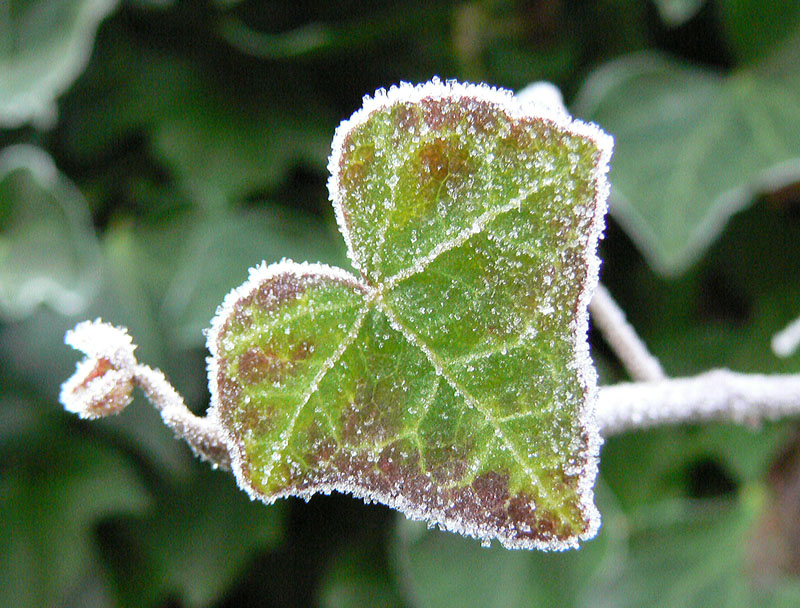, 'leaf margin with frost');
205,80,612,550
